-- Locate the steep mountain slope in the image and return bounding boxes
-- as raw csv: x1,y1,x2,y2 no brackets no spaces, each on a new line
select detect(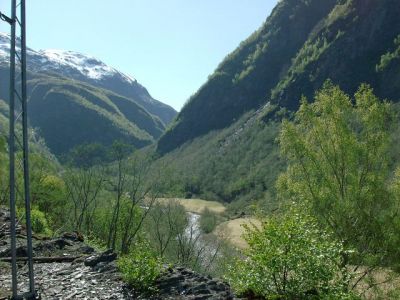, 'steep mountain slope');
0,33,177,125
0,33,176,155
0,68,162,155
158,0,400,154
152,106,285,212
26,76,164,155
271,0,400,109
